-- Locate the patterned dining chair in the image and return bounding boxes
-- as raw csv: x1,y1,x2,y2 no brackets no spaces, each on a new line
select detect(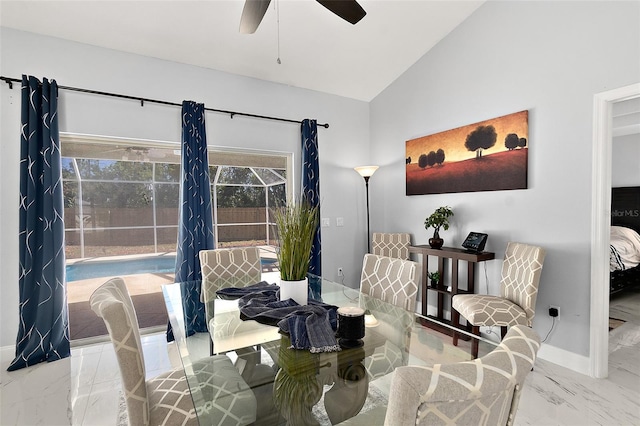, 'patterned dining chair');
90,277,257,426
198,246,277,404
199,247,262,325
371,232,411,259
359,253,420,312
452,242,546,358
359,293,415,381
359,254,421,380
384,325,540,426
